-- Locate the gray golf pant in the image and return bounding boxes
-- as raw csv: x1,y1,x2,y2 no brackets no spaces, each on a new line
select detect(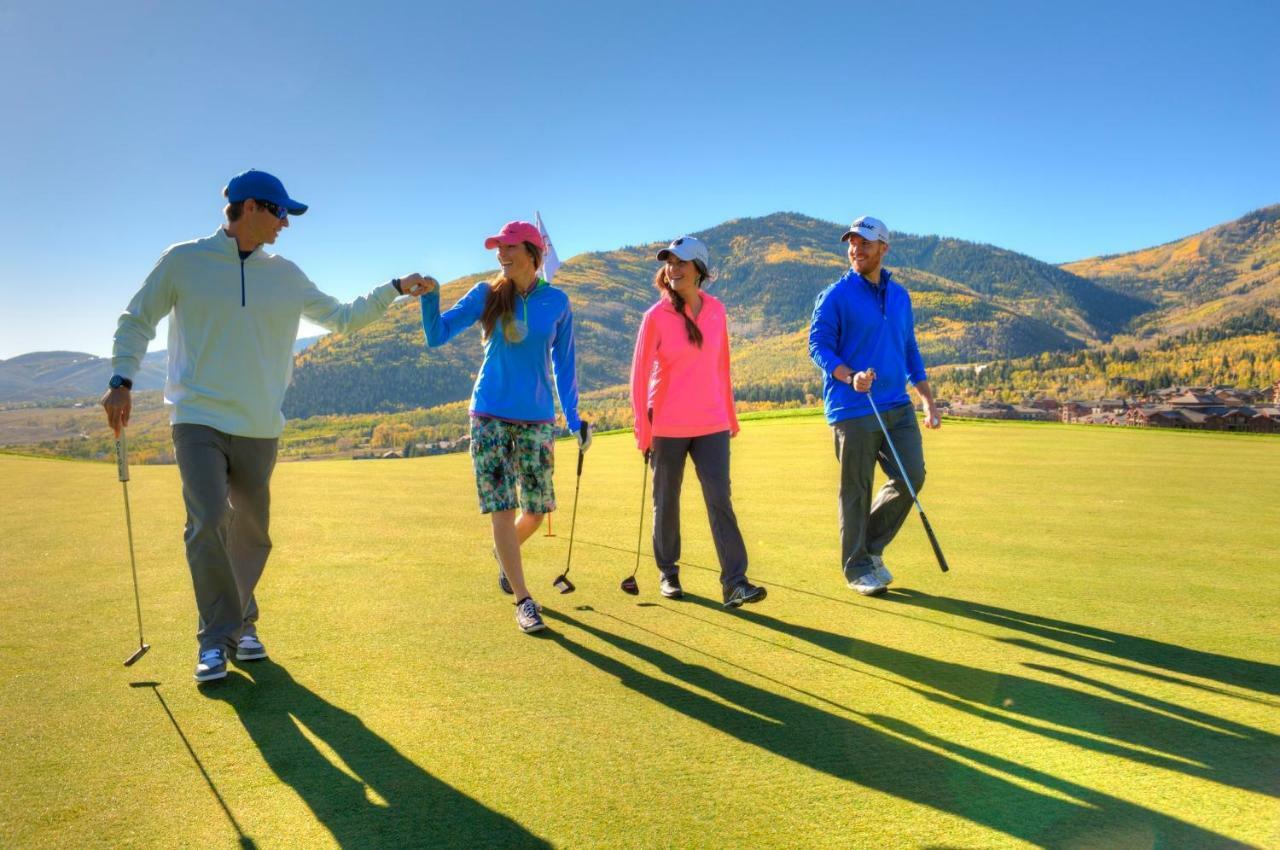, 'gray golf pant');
173,424,278,651
833,404,926,580
650,431,748,591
